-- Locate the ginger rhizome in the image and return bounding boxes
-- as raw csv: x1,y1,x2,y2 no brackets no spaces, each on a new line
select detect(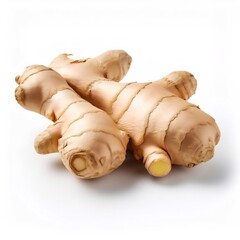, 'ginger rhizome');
50,50,221,177
15,65,129,178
